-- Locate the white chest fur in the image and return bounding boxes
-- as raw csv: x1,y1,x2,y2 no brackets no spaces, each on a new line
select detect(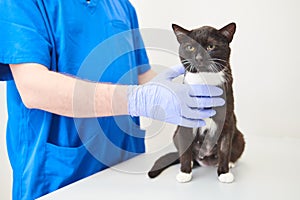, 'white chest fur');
192,118,218,144
183,71,225,86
